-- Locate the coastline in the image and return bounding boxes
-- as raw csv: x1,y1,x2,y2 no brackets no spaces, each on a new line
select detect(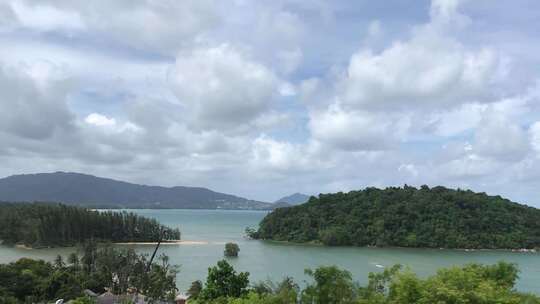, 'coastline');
115,240,208,245
11,240,212,250
256,239,539,253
